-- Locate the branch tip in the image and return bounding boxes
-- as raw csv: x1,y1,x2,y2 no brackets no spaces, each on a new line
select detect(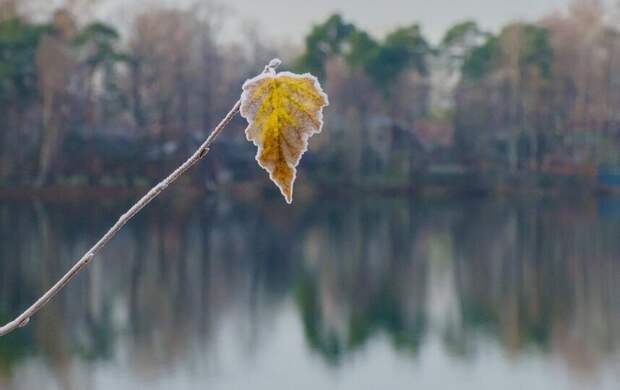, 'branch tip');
265,58,282,74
